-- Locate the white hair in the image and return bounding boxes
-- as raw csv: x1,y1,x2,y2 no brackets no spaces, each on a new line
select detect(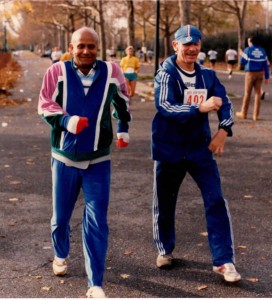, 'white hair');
71,27,99,44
